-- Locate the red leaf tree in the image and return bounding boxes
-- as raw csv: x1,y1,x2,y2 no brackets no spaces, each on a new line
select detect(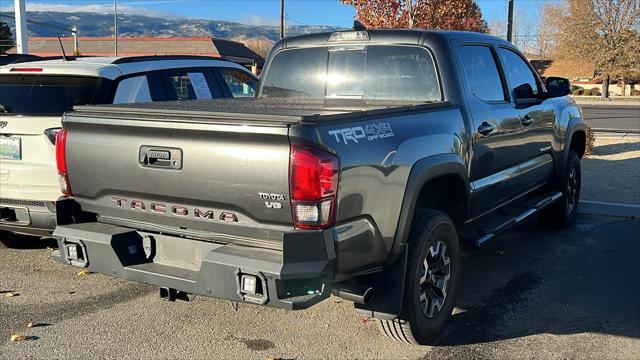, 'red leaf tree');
341,0,489,33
